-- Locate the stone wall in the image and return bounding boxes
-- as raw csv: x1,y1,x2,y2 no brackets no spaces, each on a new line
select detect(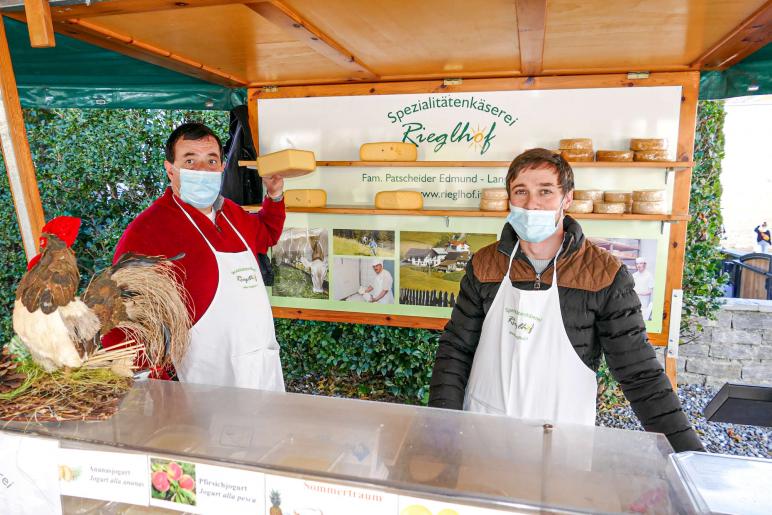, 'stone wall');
655,299,772,388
